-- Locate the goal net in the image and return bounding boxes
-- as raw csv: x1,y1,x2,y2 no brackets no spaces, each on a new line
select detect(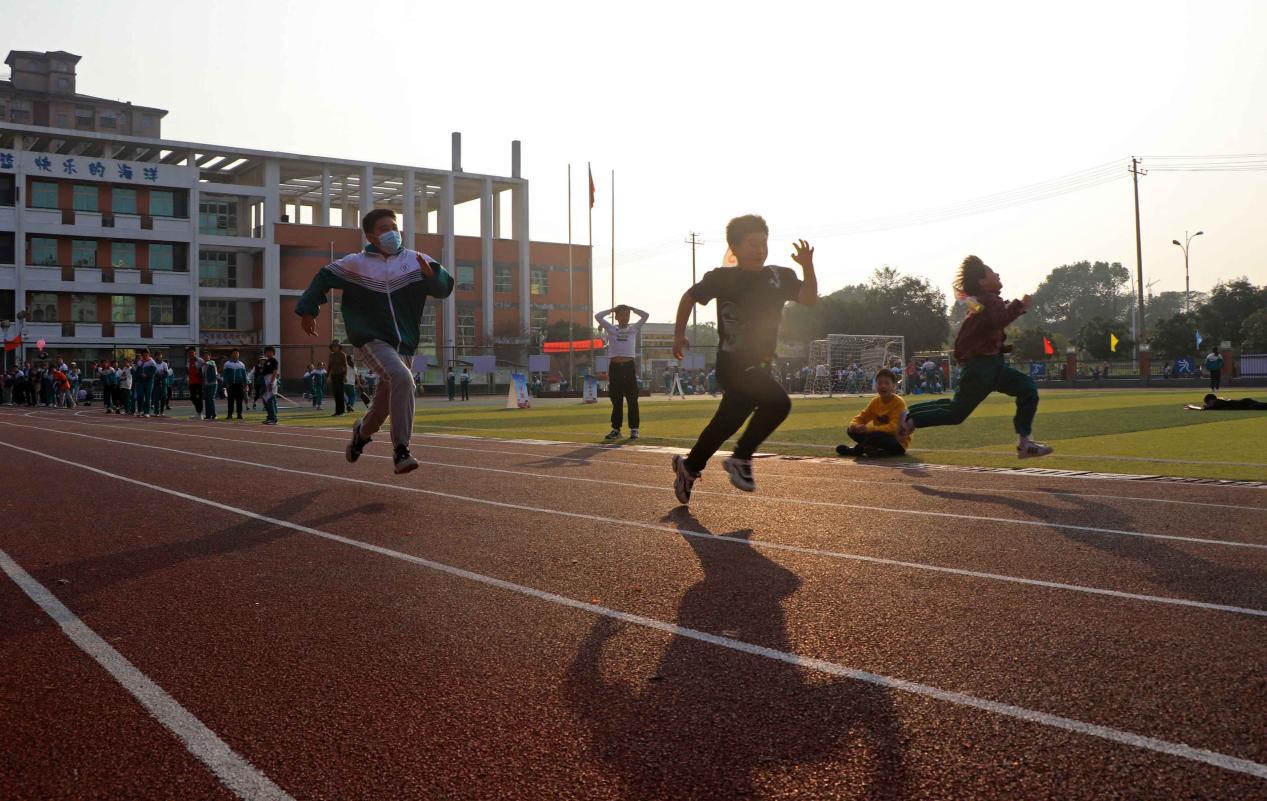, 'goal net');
806,334,906,396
